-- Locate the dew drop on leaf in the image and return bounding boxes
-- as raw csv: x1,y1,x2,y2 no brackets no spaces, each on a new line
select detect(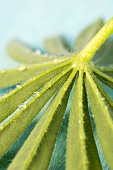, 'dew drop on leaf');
72,62,77,68
16,85,21,88
0,126,3,131
34,91,40,97
35,49,41,55
79,120,81,123
18,103,27,109
53,59,59,63
64,87,67,91
18,65,26,71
